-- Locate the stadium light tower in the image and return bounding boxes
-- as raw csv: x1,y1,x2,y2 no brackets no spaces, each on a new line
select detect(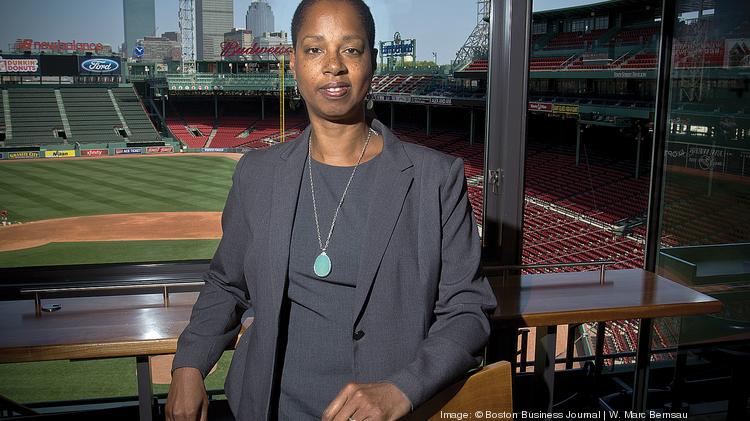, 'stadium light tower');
454,0,490,69
179,0,196,74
